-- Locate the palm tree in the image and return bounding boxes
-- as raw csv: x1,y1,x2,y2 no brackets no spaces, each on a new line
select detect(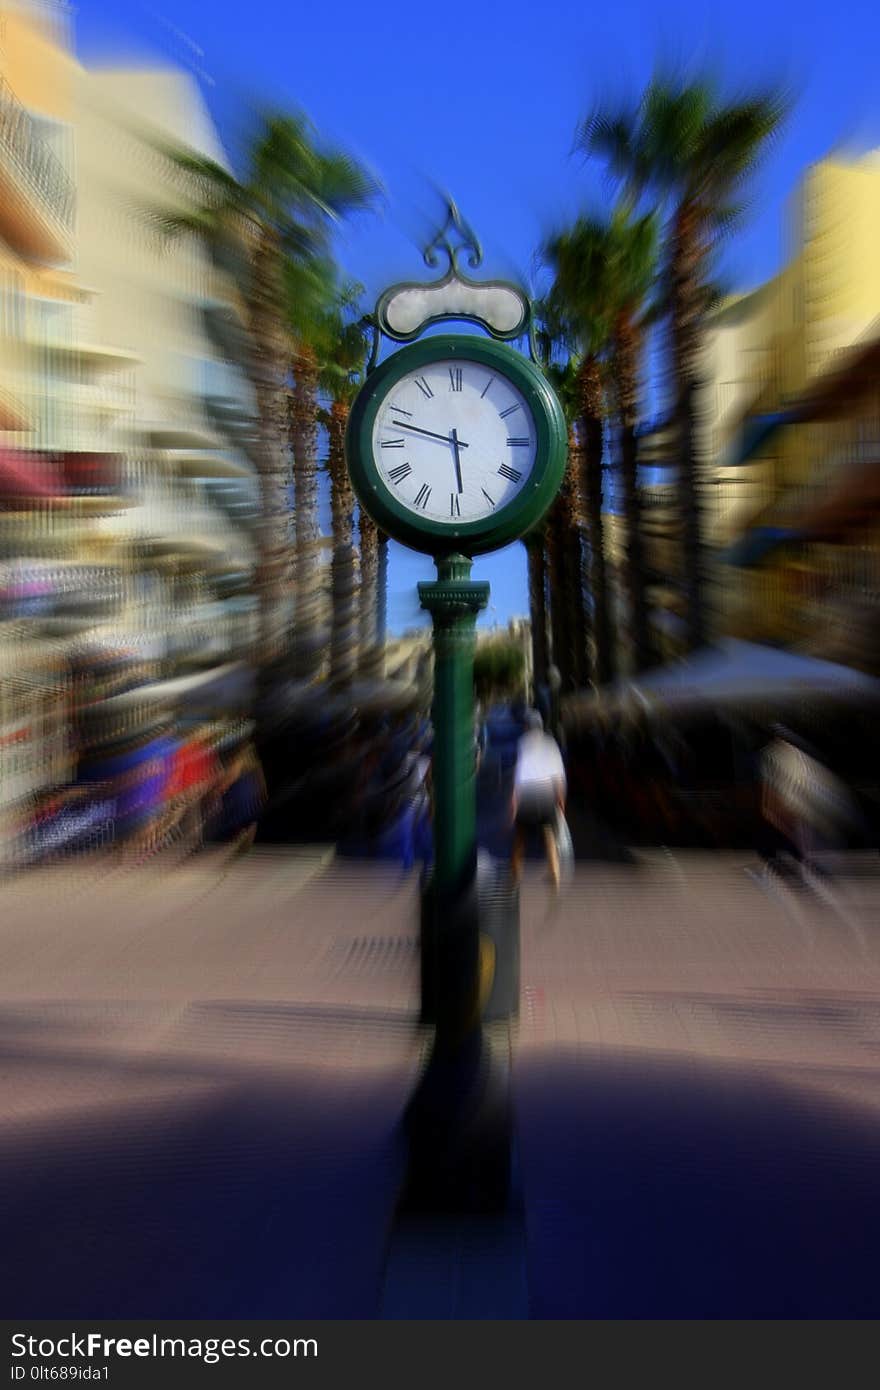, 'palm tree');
161,112,379,678
316,287,371,690
524,529,549,700
284,253,339,686
542,351,589,692
605,209,658,673
541,229,616,685
275,130,379,683
532,310,578,691
376,532,389,653
579,74,787,650
358,509,381,679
